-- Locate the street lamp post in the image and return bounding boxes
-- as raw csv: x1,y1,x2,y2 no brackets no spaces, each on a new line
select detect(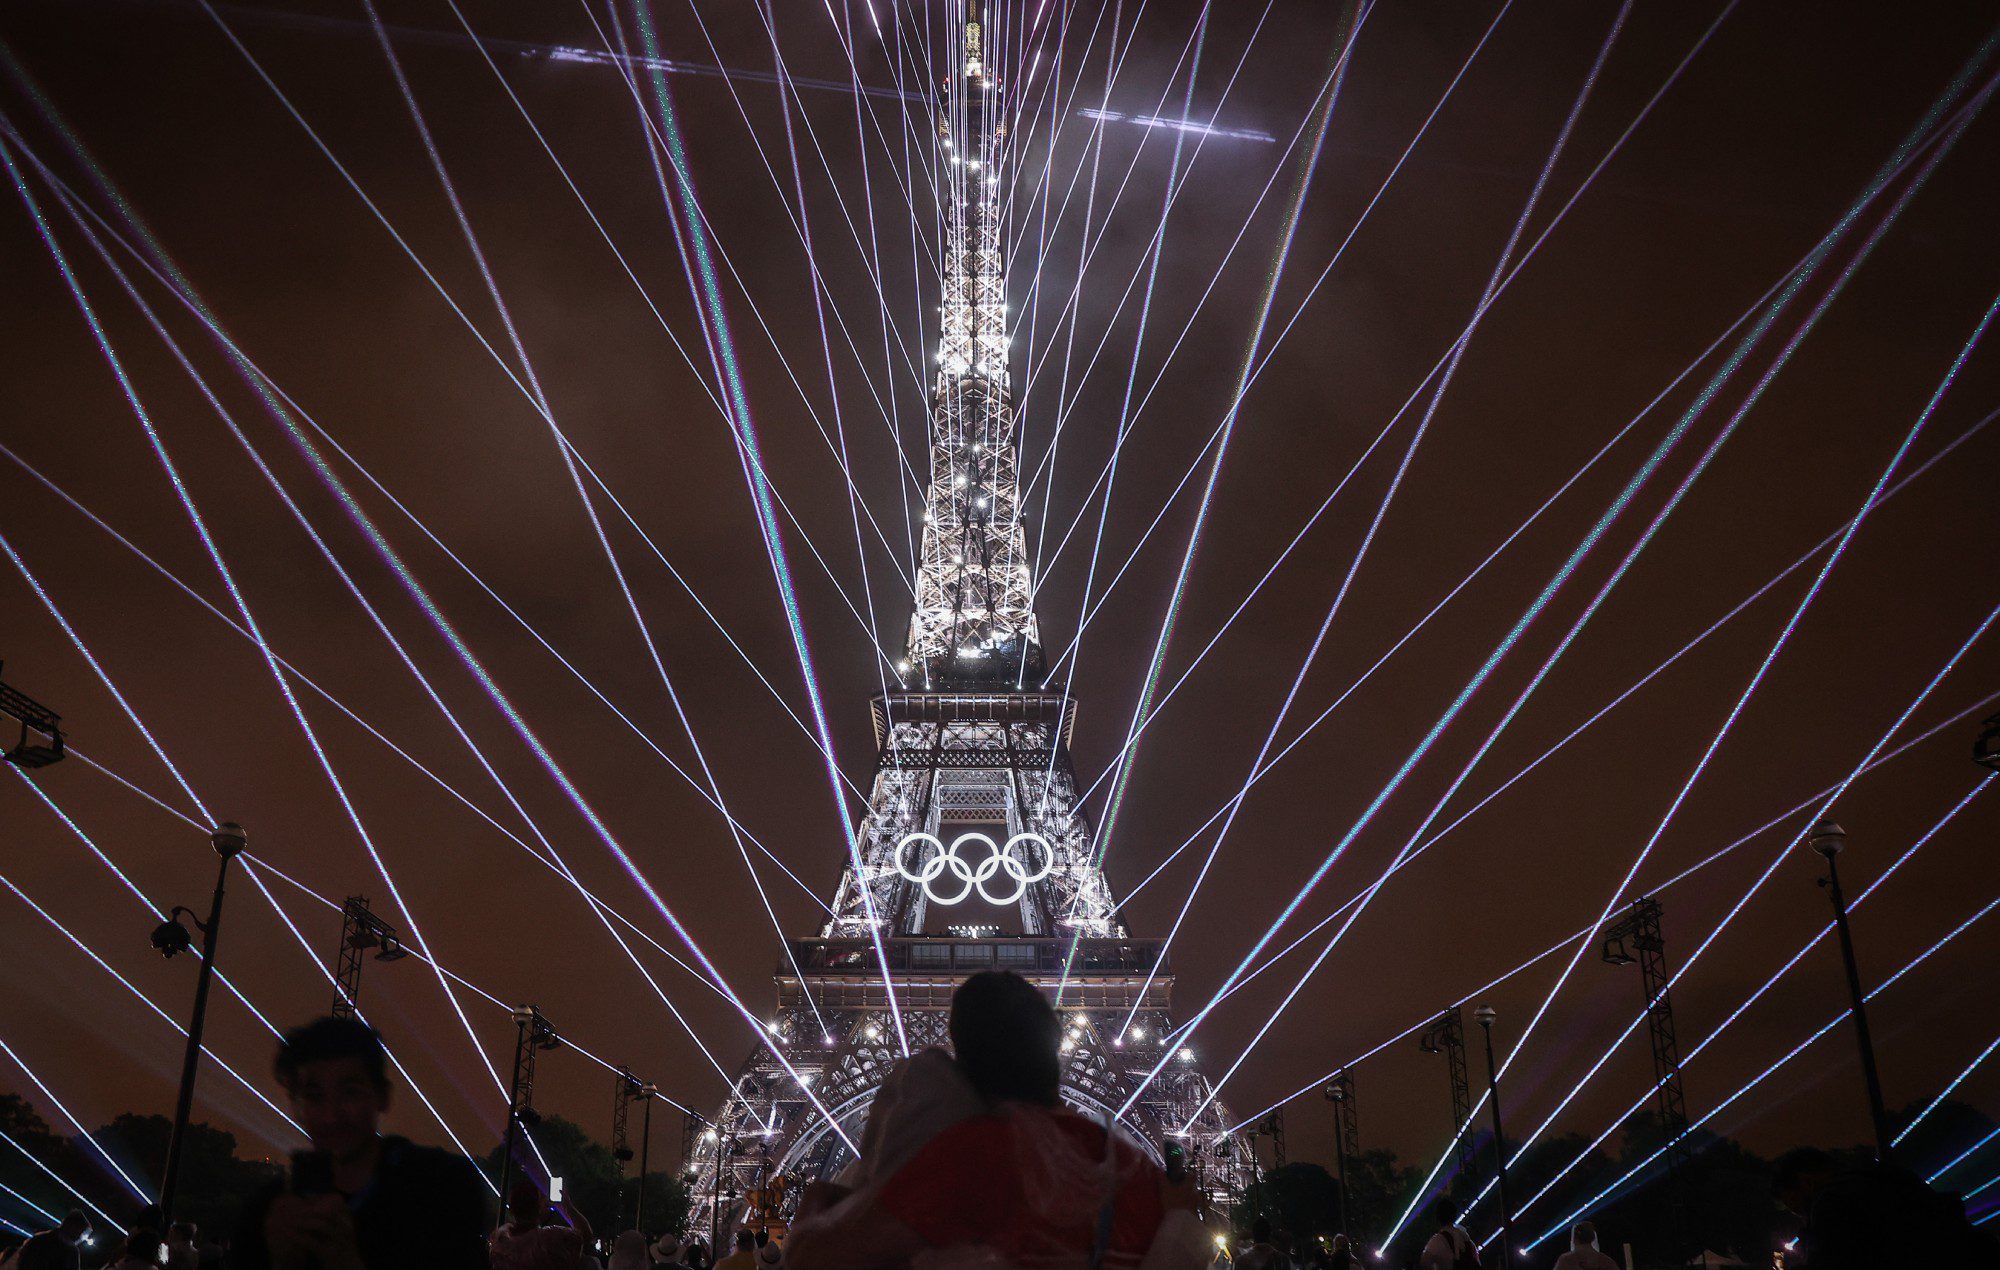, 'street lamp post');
1473,1005,1514,1266
1810,820,1895,1161
157,821,247,1223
